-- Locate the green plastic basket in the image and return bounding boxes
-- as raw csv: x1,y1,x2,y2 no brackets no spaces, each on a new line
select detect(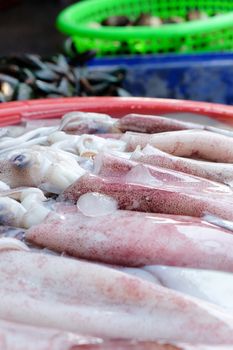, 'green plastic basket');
57,0,233,56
